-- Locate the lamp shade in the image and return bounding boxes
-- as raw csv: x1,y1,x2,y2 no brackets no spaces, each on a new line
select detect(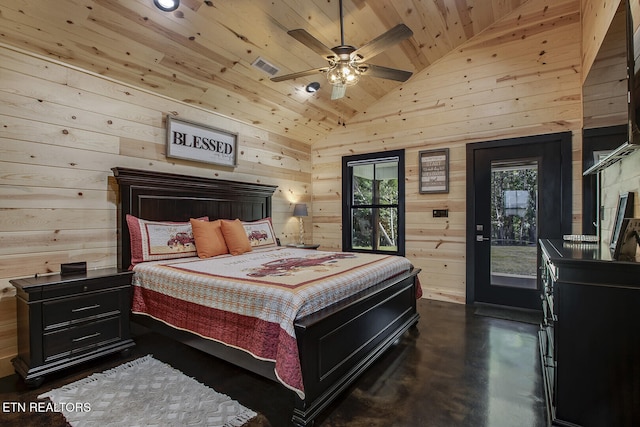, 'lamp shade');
293,204,308,217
